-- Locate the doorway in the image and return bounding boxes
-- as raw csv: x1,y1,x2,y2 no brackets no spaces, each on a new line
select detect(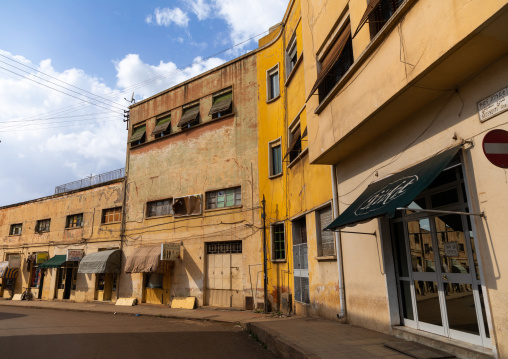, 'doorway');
205,241,243,308
292,216,309,304
391,157,491,347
